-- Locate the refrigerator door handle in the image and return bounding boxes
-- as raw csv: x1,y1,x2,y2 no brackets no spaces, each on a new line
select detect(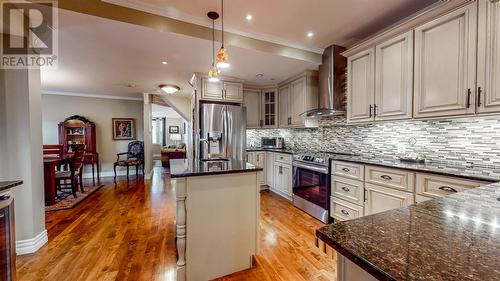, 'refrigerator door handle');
223,106,229,159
